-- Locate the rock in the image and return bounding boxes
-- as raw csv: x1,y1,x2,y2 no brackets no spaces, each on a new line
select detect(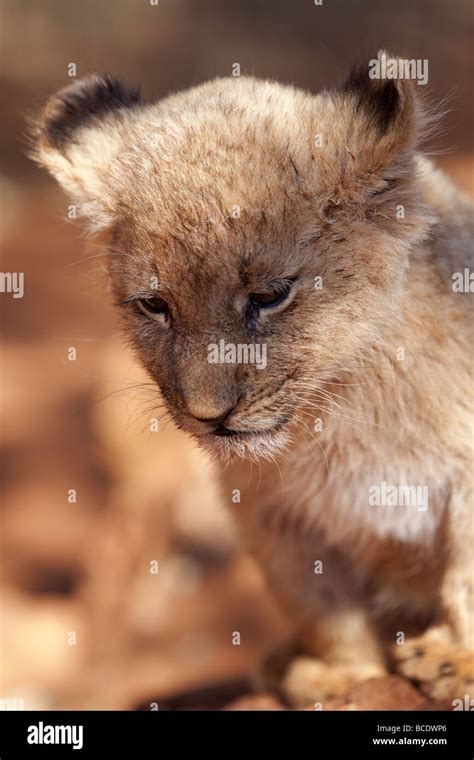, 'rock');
321,676,426,711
